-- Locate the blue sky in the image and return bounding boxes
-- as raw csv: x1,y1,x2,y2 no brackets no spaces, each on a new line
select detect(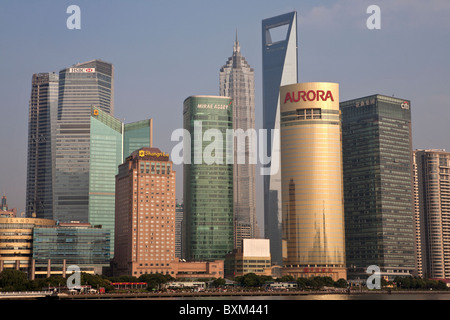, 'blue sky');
1,0,449,227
